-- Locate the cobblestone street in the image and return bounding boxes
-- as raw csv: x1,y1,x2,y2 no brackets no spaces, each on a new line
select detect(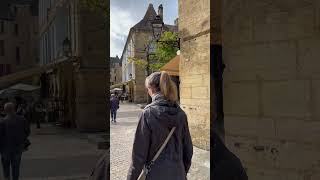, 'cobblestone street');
111,103,210,180
0,123,105,180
